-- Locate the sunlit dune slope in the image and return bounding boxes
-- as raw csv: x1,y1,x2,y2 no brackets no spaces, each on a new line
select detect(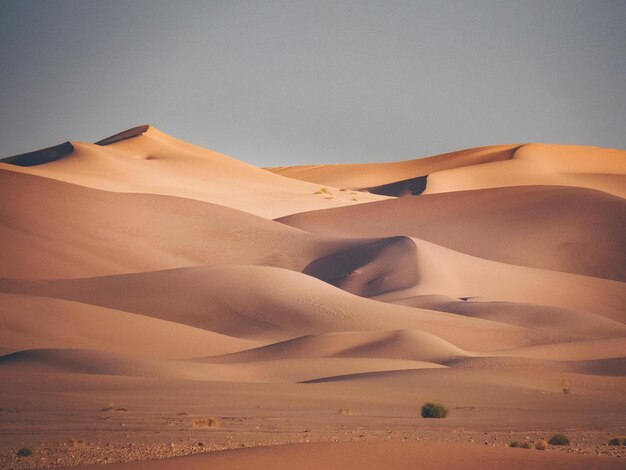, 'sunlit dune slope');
0,126,385,218
278,185,626,281
269,143,626,198
269,144,520,189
